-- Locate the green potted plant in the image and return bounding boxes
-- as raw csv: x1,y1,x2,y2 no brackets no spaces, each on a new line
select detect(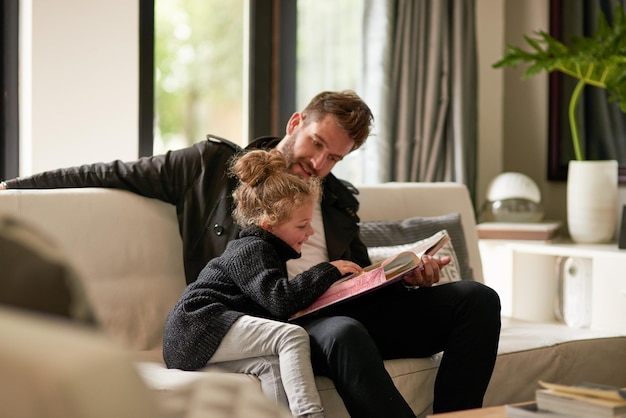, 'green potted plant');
493,4,626,243
493,4,626,161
